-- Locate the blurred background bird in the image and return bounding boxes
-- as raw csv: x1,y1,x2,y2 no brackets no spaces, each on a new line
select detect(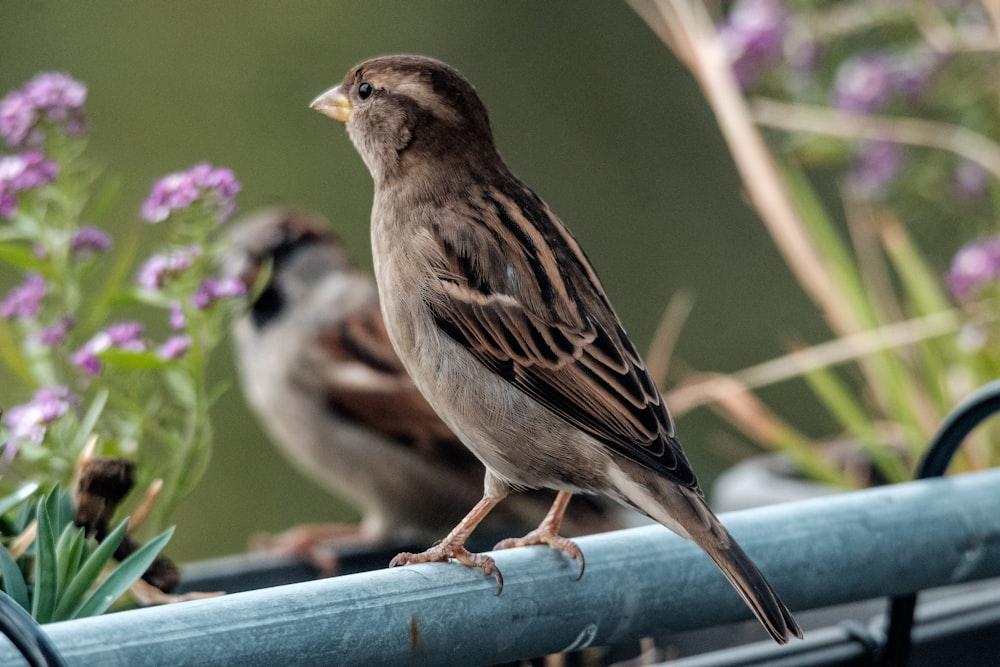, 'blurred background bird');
224,208,630,568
